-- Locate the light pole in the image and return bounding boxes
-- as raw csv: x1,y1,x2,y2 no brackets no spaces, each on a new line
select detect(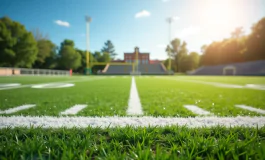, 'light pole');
166,17,173,72
85,16,92,74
